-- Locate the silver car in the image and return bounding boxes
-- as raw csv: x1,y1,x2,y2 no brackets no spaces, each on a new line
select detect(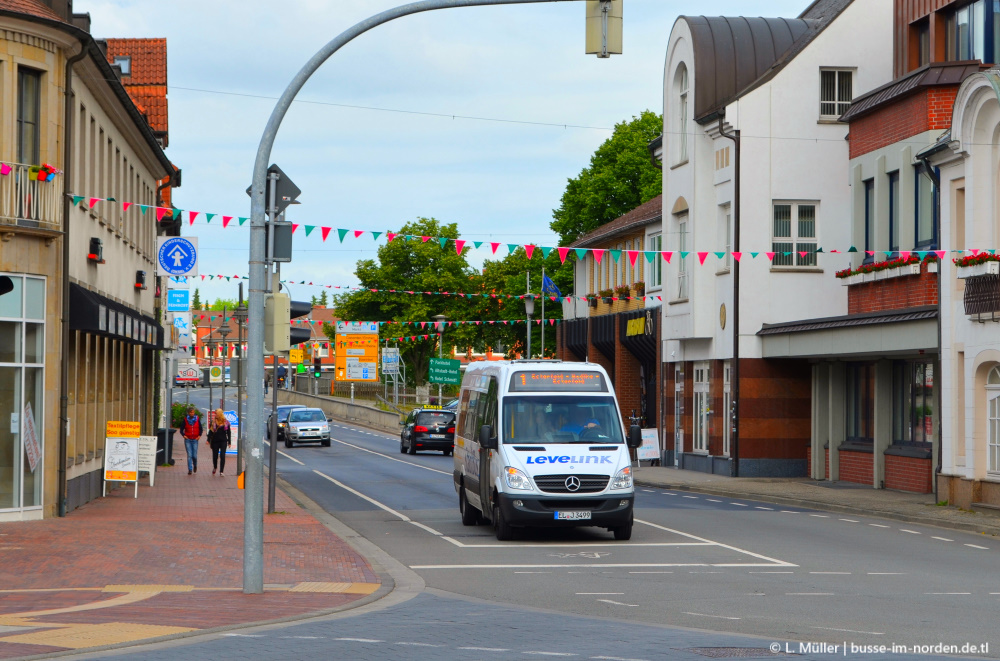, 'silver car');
285,408,331,448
